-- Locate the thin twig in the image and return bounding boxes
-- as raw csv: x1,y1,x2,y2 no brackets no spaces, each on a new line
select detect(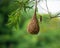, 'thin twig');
55,12,60,16
45,0,52,18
